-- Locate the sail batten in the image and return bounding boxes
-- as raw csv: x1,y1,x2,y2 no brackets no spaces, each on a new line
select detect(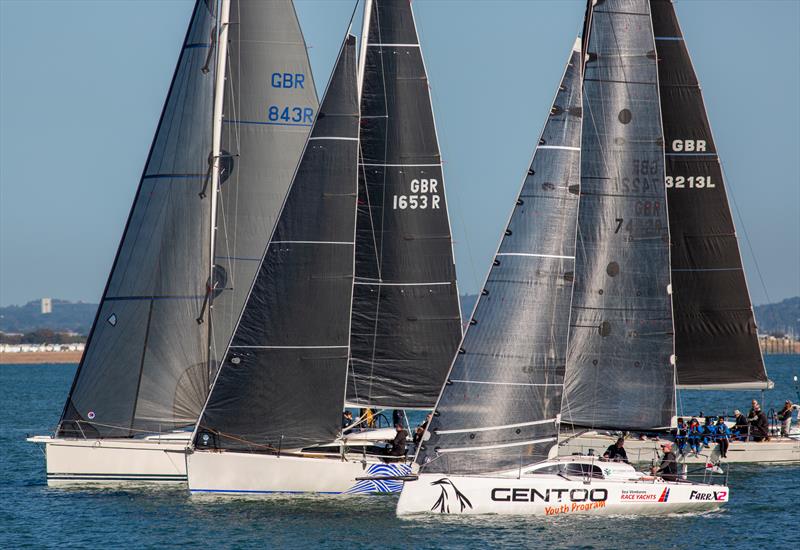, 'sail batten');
347,0,461,410
417,41,583,475
650,0,768,389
